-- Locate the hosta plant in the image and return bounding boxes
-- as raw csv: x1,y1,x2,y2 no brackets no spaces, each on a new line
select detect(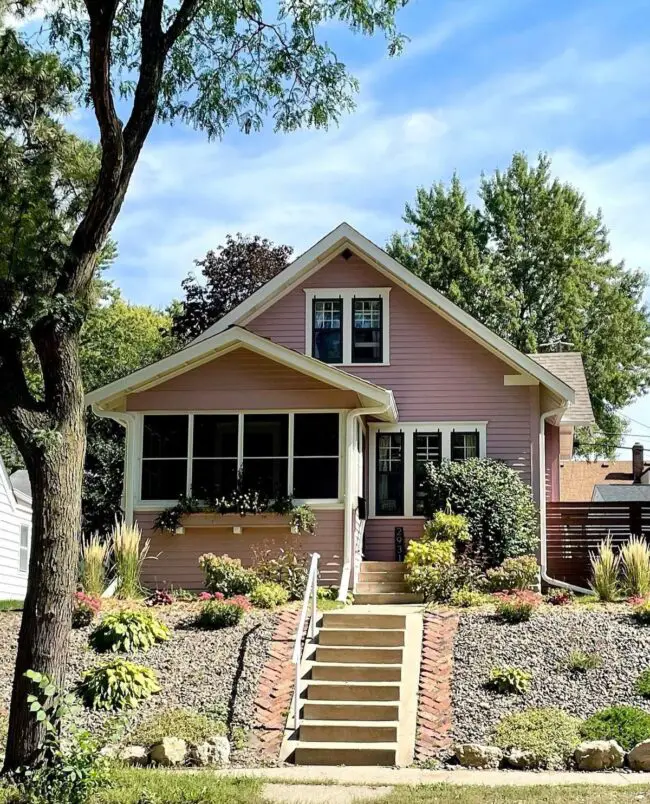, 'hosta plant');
79,659,160,711
89,610,170,653
486,666,532,695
